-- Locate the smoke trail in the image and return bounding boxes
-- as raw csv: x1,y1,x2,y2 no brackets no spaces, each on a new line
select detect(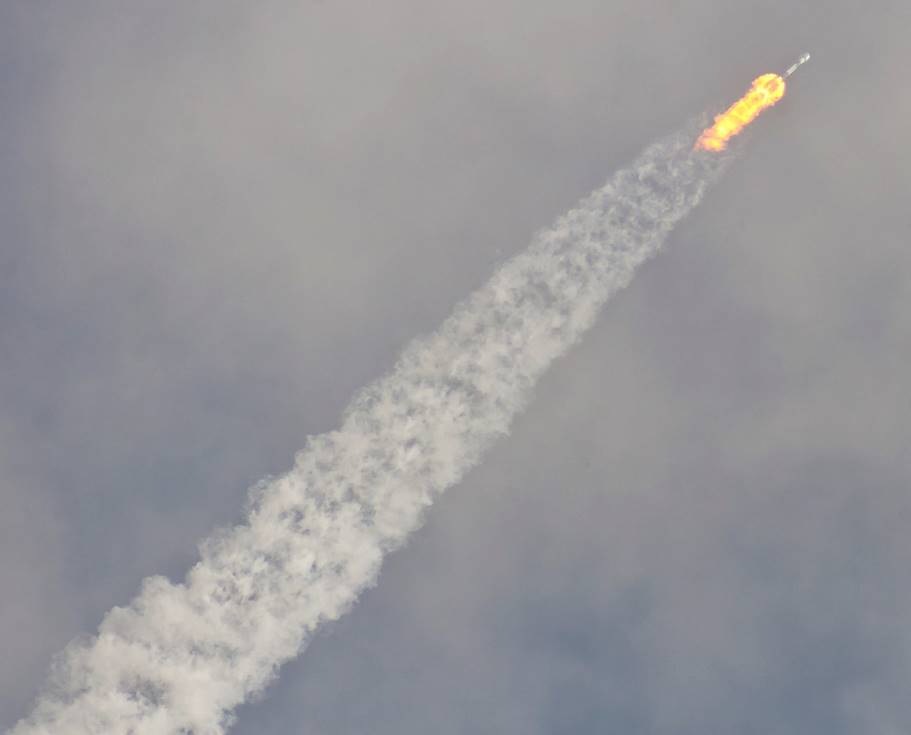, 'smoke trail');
11,123,729,735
